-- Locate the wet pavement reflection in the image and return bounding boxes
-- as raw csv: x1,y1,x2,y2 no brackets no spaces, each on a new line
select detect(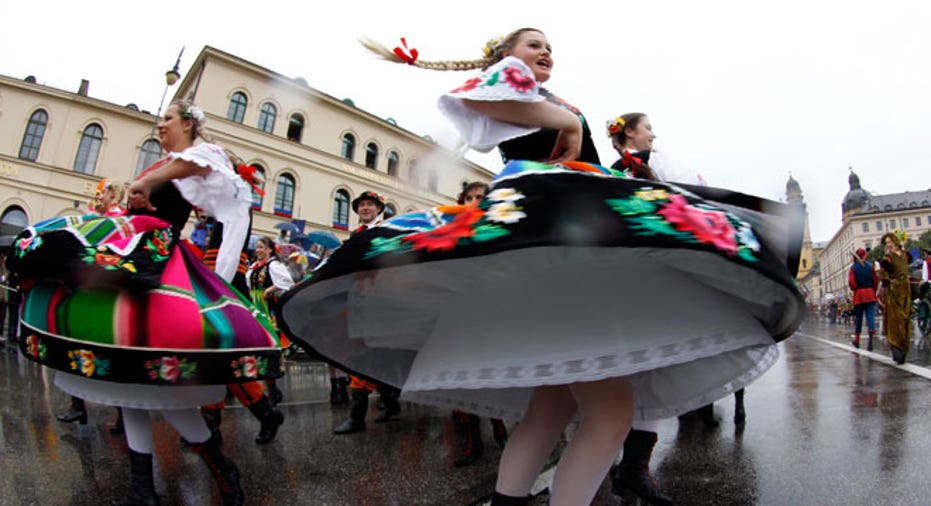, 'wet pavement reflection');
2,318,931,505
